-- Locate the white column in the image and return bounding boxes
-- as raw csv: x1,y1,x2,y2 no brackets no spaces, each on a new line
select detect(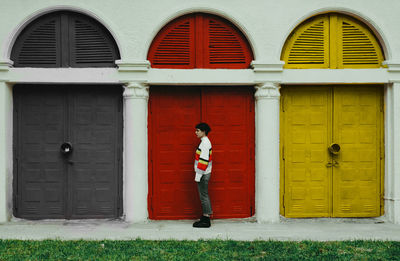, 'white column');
123,82,149,223
0,82,11,223
390,82,400,224
255,82,281,223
